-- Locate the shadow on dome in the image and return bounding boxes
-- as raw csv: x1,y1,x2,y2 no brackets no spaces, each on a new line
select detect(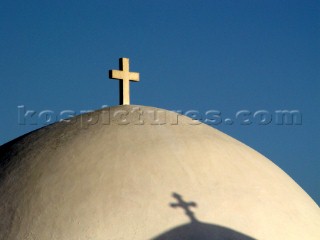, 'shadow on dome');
151,221,256,240
0,135,25,181
151,193,256,240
